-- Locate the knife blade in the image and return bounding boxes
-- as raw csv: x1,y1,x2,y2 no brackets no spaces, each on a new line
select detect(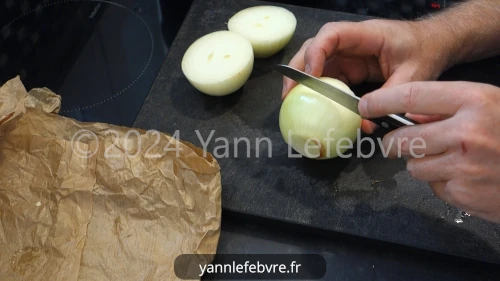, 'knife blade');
274,64,417,130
